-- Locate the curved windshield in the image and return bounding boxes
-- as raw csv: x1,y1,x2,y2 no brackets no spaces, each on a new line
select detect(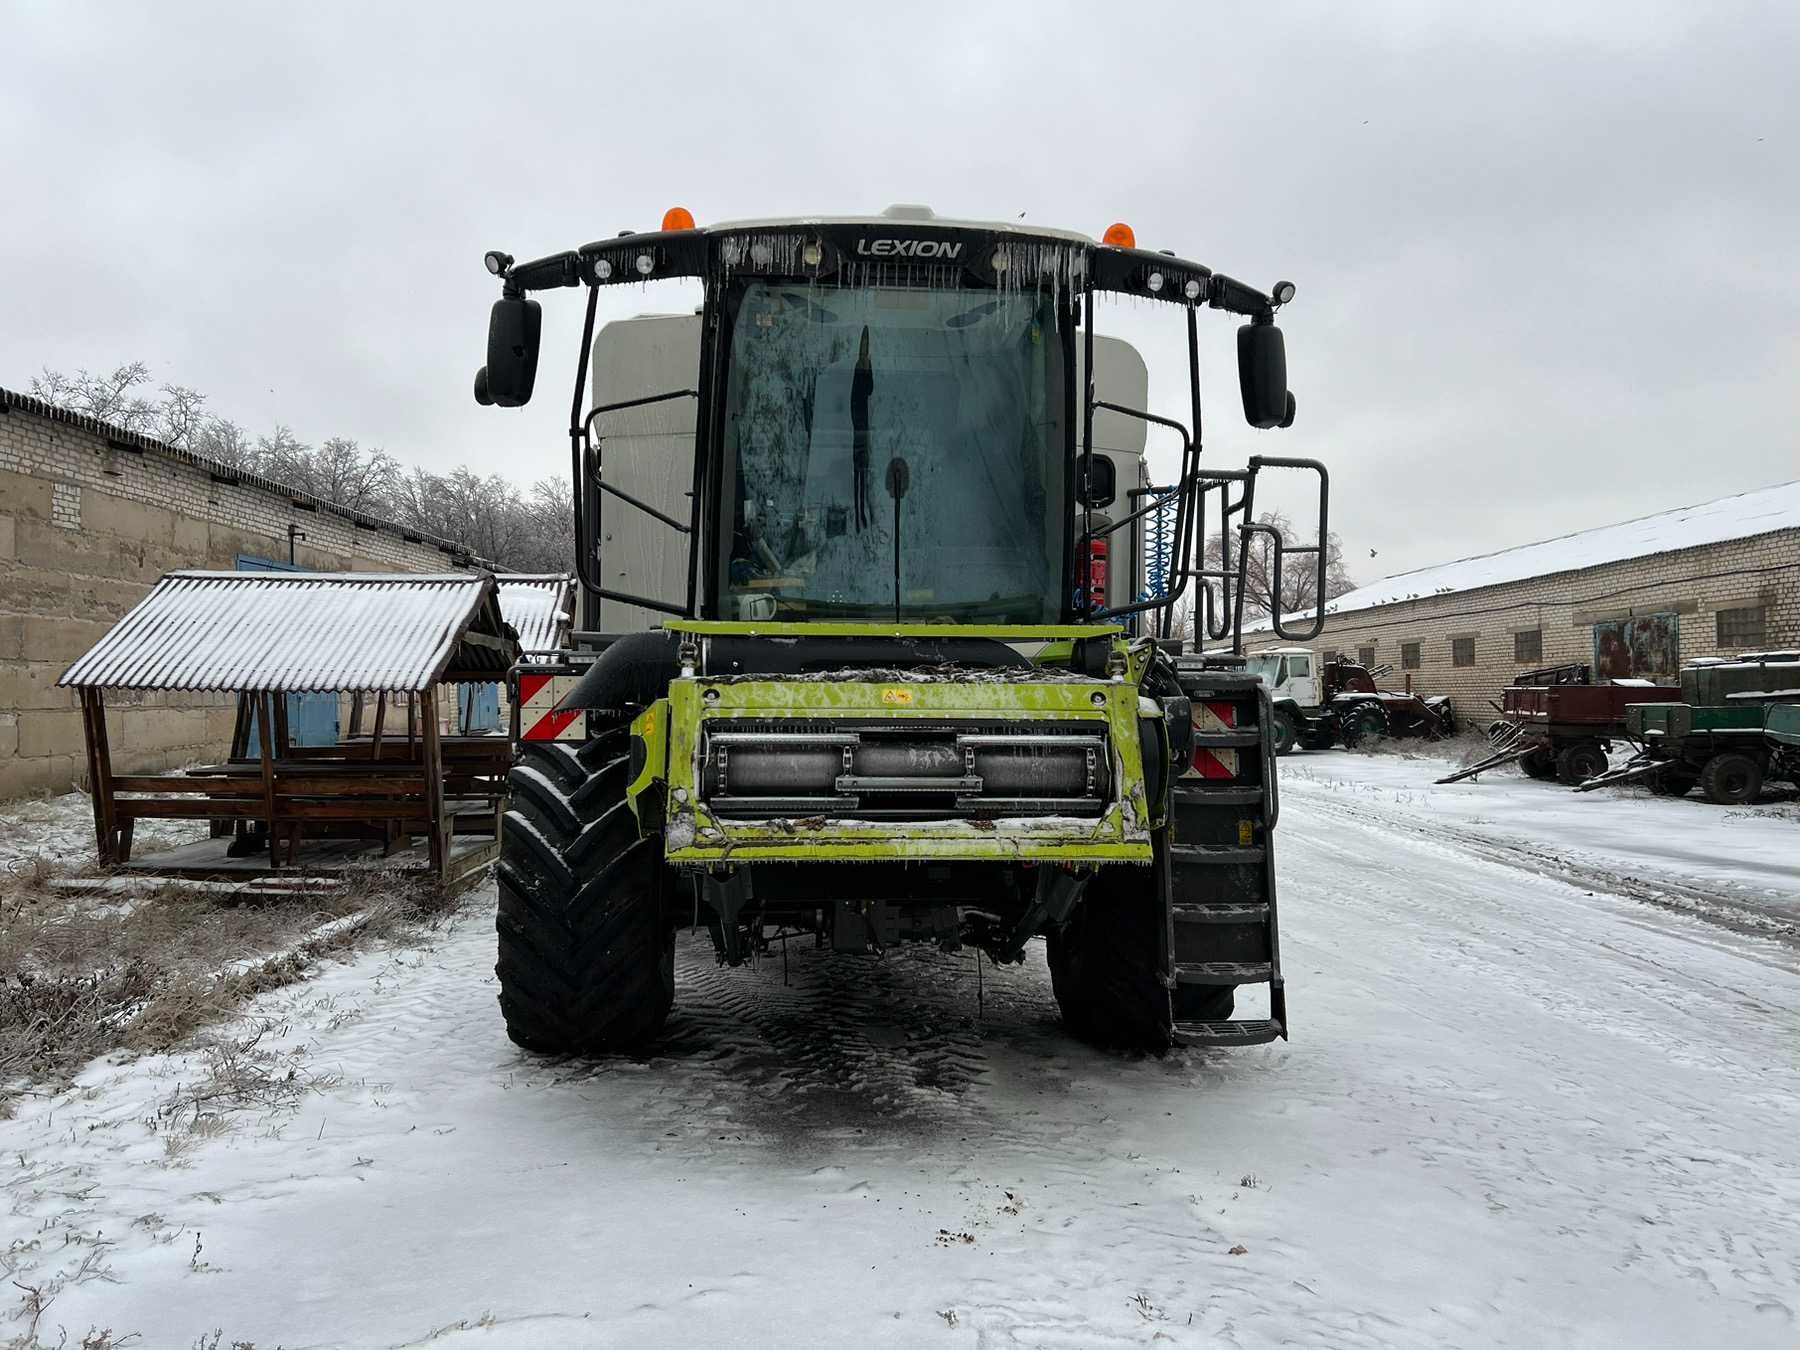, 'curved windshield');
717,282,1067,622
